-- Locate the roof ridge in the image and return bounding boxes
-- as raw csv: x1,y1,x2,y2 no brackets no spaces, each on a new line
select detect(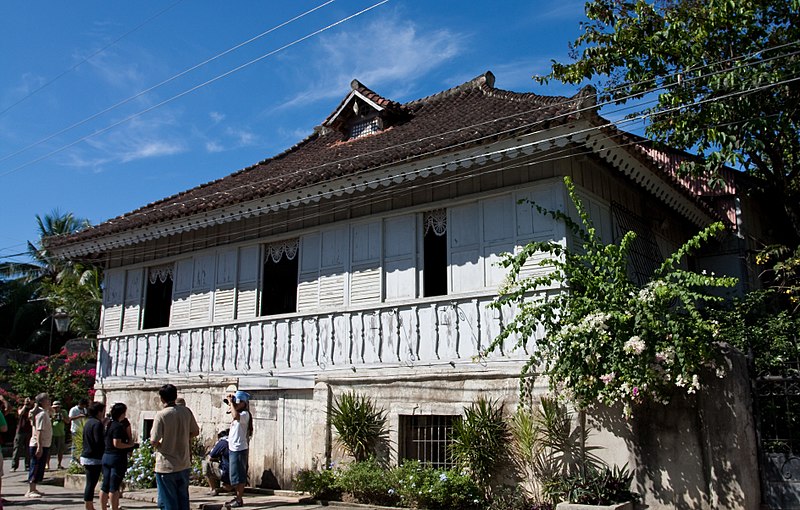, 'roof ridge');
405,71,496,107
